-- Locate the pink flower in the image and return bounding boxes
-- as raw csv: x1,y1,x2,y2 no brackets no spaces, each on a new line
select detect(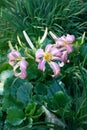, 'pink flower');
36,44,61,77
8,49,28,79
55,34,75,53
